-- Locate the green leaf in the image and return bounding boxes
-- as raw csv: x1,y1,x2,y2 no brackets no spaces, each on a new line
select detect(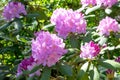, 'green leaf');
27,11,47,20
57,63,73,76
77,62,89,80
29,65,41,74
105,8,112,14
0,65,9,70
26,13,40,18
69,35,80,48
84,15,95,19
13,18,23,35
38,11,48,20
0,72,10,80
27,76,34,80
77,71,89,80
16,35,28,43
81,73,89,80
115,34,120,38
98,36,107,45
40,67,51,80
83,28,94,43
93,67,100,80
0,35,15,41
42,23,55,30
0,21,12,31
85,5,101,15
14,18,23,30
89,66,100,80
23,70,30,75
98,59,120,70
